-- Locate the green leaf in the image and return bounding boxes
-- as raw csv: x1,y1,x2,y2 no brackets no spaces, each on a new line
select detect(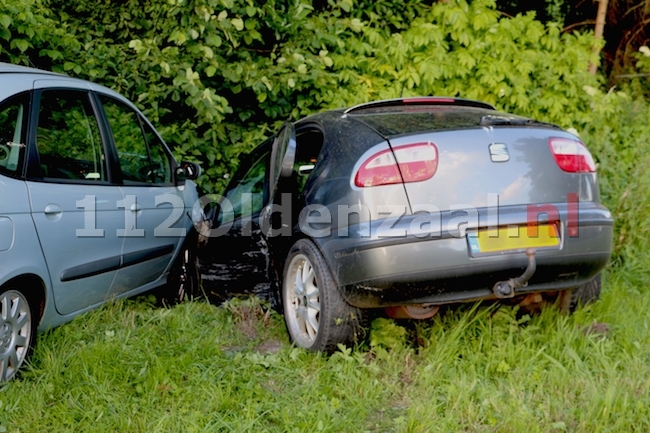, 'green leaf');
14,39,29,53
349,18,362,33
0,14,11,28
203,46,214,59
231,18,244,31
168,30,187,45
206,34,222,47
